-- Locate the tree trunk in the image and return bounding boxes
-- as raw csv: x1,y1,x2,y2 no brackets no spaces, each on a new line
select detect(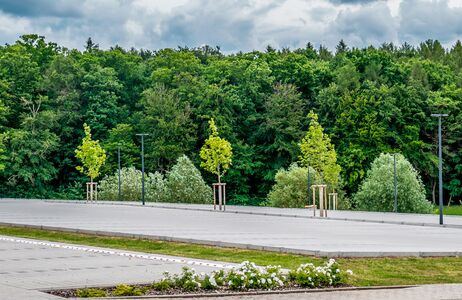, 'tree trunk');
217,164,221,184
